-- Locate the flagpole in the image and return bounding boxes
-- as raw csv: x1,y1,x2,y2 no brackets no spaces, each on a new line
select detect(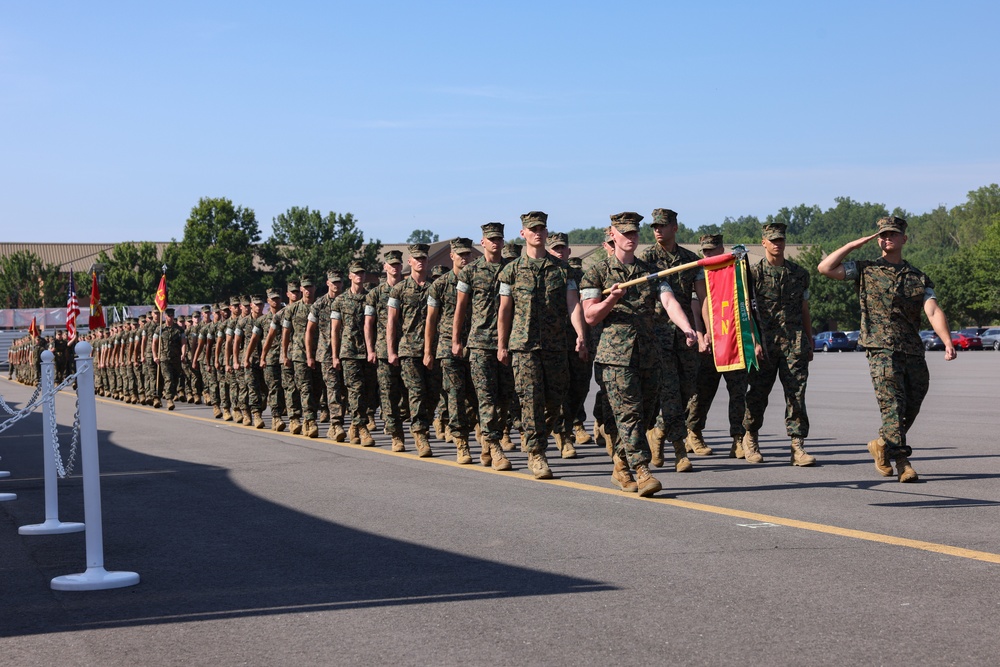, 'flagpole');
601,249,744,294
